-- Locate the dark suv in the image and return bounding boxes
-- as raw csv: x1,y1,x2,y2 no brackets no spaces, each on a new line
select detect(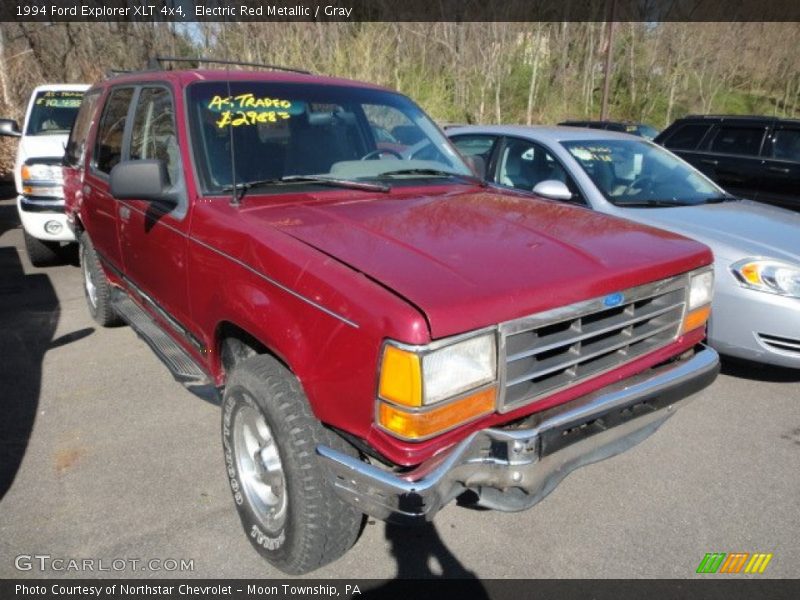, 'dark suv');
655,115,800,212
